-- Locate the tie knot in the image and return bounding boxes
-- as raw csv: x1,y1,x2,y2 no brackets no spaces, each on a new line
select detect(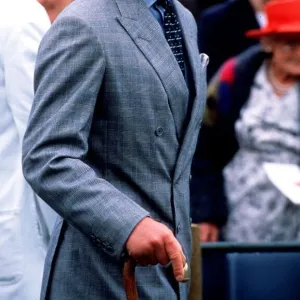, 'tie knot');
158,0,172,10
